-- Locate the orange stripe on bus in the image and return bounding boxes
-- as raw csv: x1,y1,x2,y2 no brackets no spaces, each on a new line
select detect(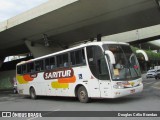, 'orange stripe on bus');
23,74,34,81
58,75,76,83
